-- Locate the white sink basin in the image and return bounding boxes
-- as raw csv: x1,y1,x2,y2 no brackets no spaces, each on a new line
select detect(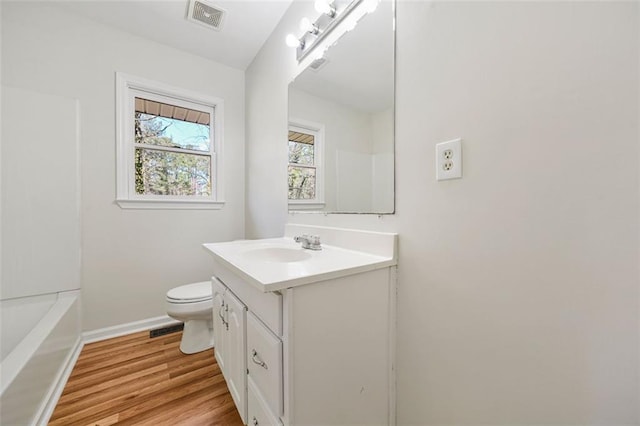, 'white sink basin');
243,246,312,263
203,225,397,292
